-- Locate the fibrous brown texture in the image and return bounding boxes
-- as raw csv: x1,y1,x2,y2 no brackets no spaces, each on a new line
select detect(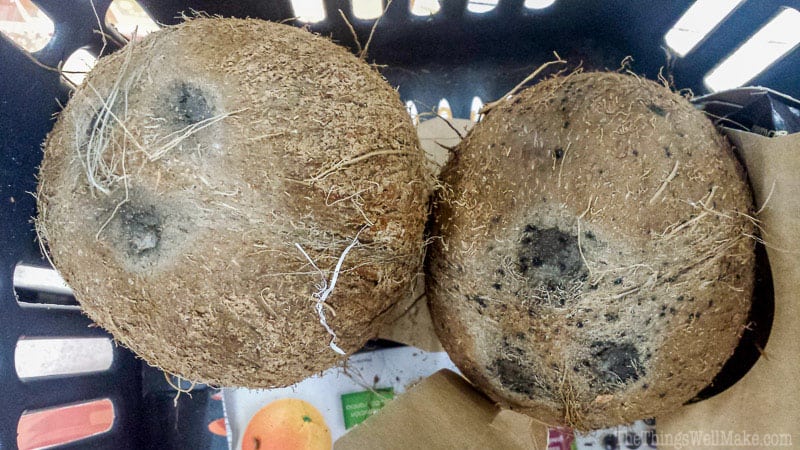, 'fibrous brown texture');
37,18,430,387
427,72,755,430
